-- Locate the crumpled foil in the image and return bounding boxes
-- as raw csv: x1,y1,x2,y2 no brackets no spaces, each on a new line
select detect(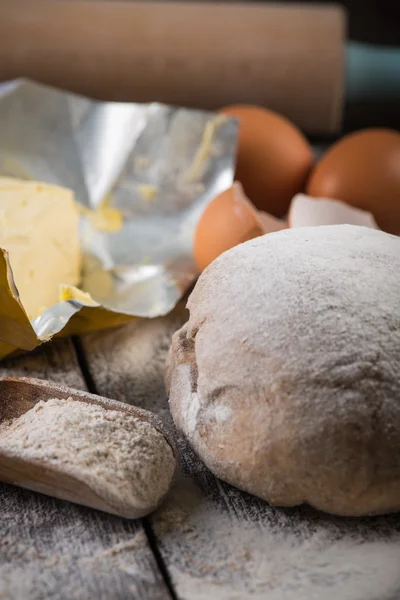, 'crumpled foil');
0,79,237,359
